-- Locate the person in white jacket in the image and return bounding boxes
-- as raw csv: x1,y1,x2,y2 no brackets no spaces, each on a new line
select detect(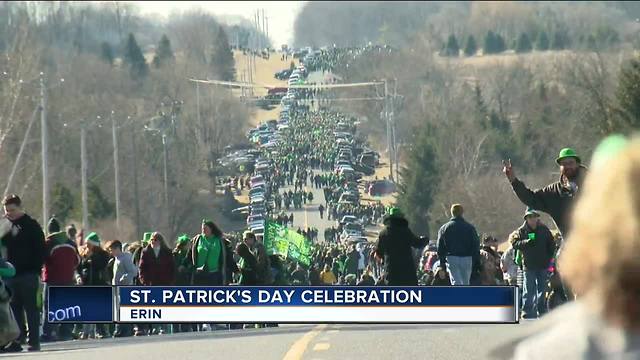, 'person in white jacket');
106,240,137,337
500,244,518,286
